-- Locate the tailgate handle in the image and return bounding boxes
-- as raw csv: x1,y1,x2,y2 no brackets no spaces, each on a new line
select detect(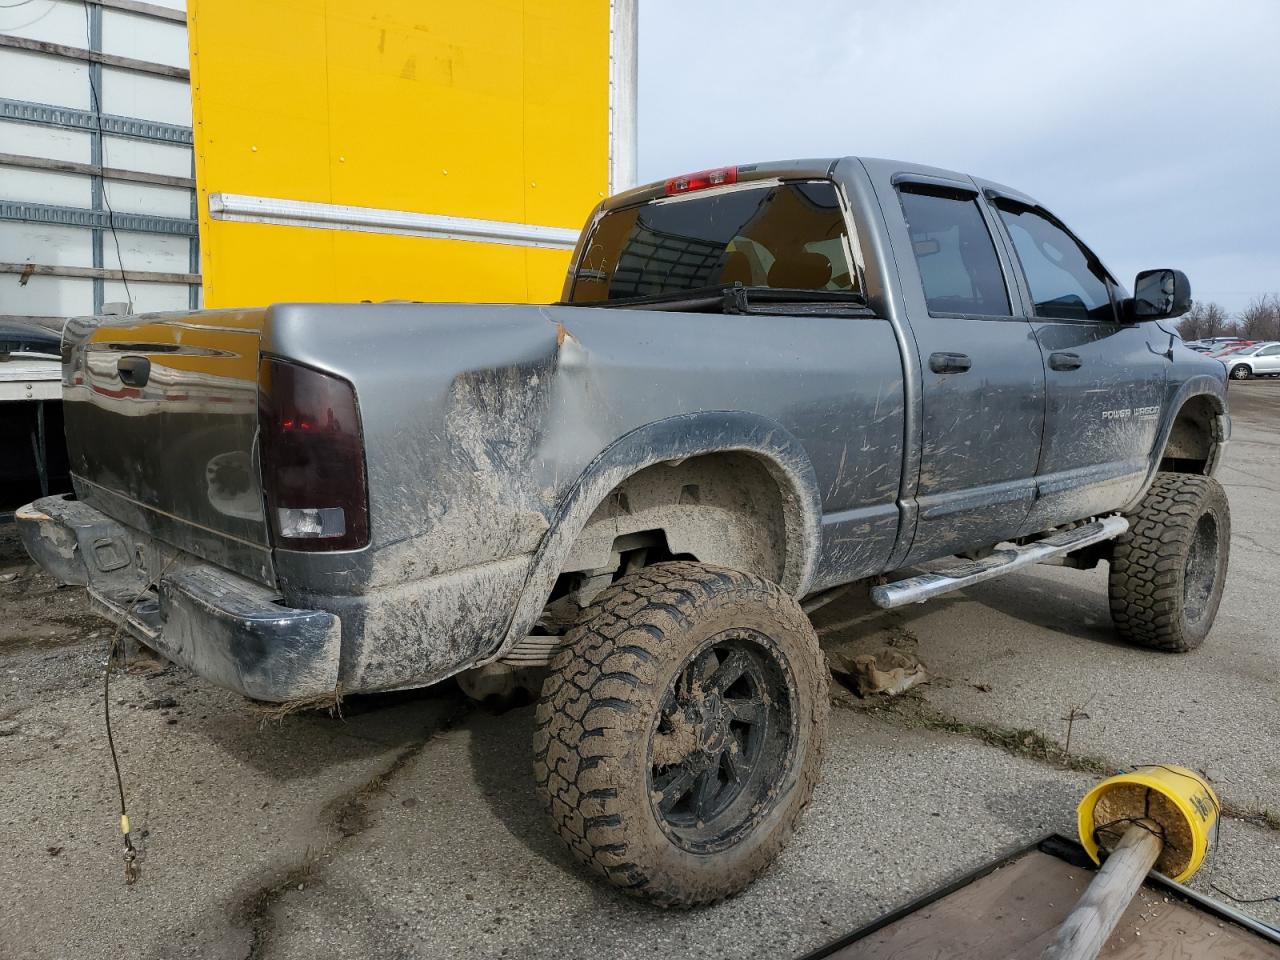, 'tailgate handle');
117,355,151,387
